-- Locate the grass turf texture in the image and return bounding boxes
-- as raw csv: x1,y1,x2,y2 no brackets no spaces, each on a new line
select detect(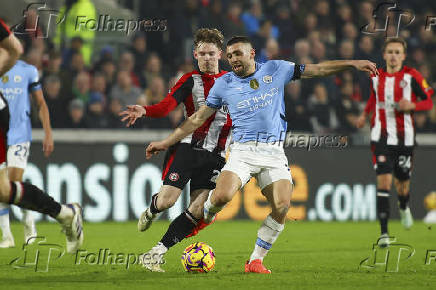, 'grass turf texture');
0,221,435,289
